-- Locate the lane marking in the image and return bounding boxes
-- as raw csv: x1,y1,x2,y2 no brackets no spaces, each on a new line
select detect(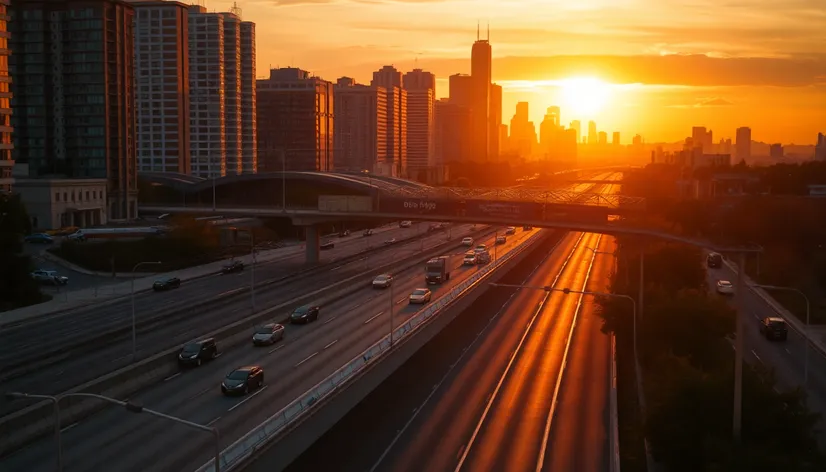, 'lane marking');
187,387,211,401
785,348,792,354
364,312,384,324
163,373,181,382
330,265,344,271
751,349,764,365
206,416,221,427
61,422,78,433
268,344,285,354
217,287,244,298
228,385,268,412
323,316,337,325
396,297,406,305
295,352,318,367
324,340,338,350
